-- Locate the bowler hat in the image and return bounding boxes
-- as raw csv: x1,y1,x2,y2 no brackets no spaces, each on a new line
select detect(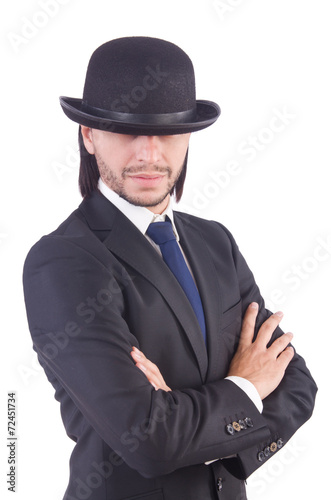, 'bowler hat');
60,36,220,135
